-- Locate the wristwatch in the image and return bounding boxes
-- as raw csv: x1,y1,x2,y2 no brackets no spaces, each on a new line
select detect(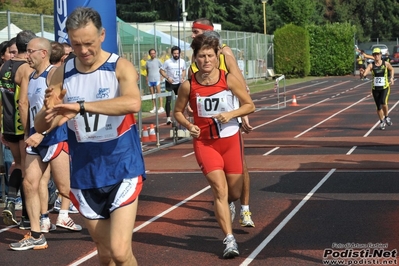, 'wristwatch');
77,100,86,116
